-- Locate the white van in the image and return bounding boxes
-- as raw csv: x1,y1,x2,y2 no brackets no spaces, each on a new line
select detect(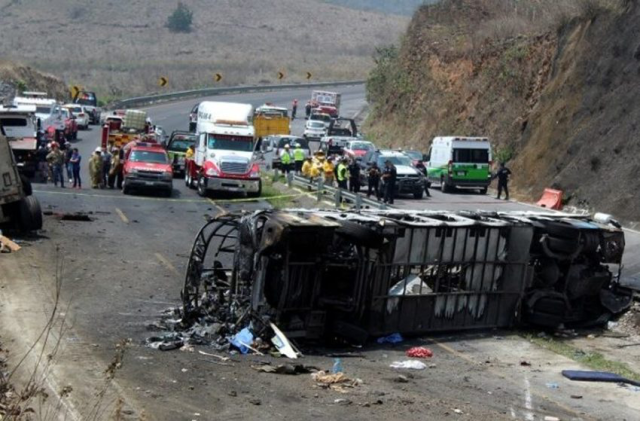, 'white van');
426,136,492,194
